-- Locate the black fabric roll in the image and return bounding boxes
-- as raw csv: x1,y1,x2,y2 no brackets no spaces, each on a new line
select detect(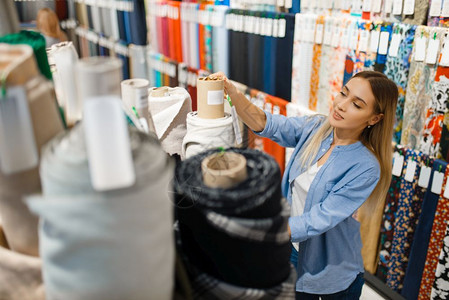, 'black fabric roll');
229,10,248,86
175,148,291,289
